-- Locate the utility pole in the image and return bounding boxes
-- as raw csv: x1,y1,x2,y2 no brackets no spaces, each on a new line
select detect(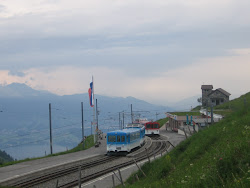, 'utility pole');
91,121,92,136
131,104,133,123
211,104,213,125
81,102,84,149
96,99,99,130
206,99,208,127
96,98,99,146
119,112,121,129
123,112,125,129
155,112,160,121
49,103,53,155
